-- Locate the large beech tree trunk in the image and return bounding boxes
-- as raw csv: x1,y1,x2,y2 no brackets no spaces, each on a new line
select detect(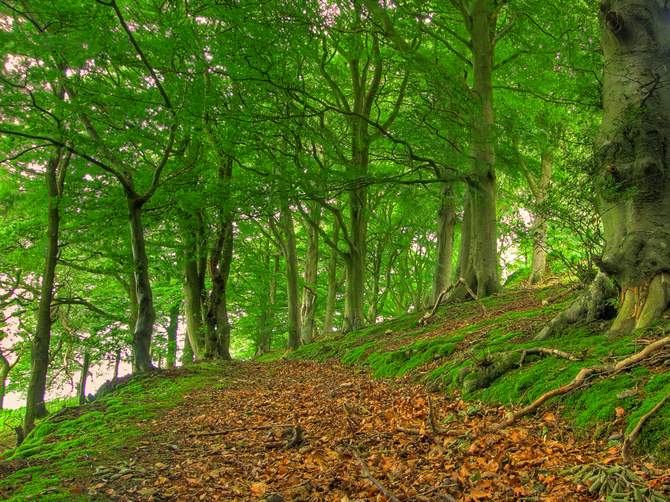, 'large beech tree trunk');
257,251,279,355
300,201,320,344
24,150,69,435
457,0,500,299
595,0,670,334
